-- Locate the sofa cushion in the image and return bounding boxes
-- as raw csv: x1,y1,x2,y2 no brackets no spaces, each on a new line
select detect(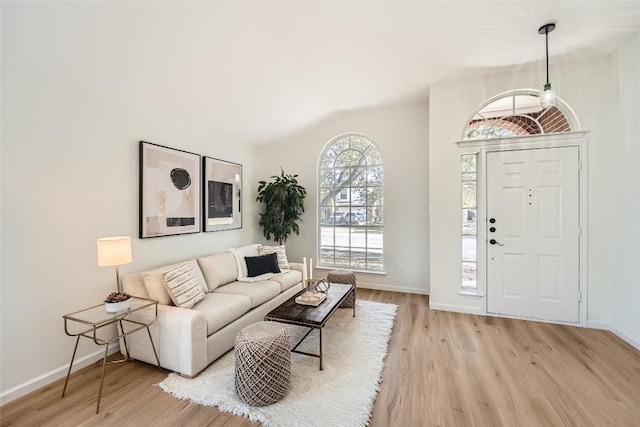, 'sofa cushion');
227,244,260,280
270,269,303,292
245,253,280,277
197,252,238,292
162,262,205,309
213,280,281,308
191,293,252,335
142,259,208,305
257,245,290,271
